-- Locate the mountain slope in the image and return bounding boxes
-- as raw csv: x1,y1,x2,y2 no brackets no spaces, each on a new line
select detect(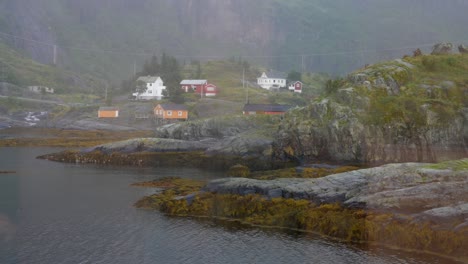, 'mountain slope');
0,42,104,94
1,0,468,79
